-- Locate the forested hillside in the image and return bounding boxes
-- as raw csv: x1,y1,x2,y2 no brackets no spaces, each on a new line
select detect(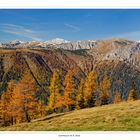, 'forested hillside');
0,39,140,128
